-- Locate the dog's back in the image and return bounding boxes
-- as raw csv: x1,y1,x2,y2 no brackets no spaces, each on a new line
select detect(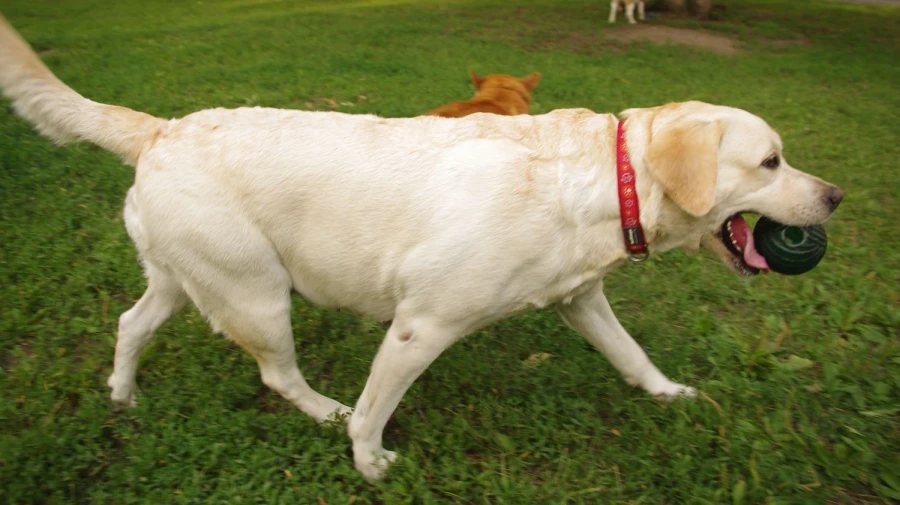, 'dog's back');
426,71,539,118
